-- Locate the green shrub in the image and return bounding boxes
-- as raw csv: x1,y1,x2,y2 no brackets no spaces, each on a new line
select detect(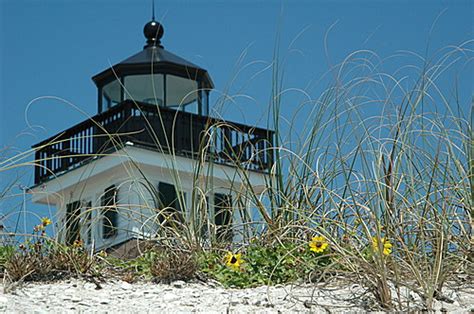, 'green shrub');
199,240,332,288
0,245,14,271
